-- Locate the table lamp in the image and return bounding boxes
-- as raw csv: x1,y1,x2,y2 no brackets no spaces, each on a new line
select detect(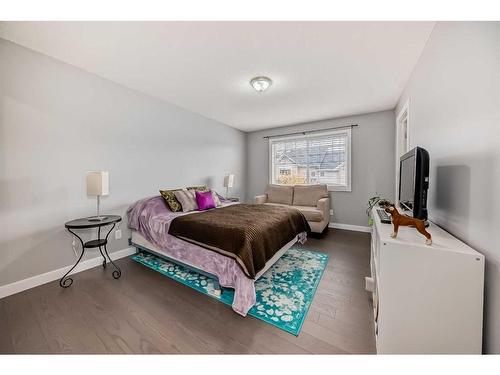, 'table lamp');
86,171,109,221
223,174,234,198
